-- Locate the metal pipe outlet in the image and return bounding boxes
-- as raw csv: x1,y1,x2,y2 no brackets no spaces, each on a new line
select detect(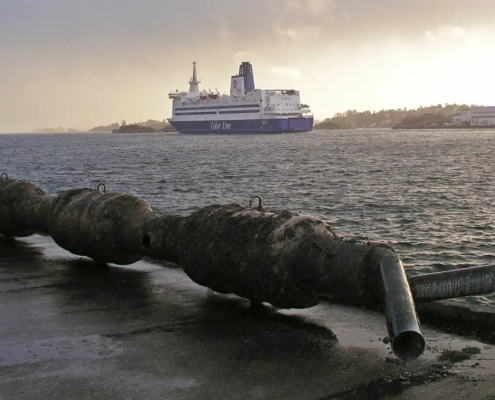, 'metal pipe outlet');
380,256,425,360
409,265,495,303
